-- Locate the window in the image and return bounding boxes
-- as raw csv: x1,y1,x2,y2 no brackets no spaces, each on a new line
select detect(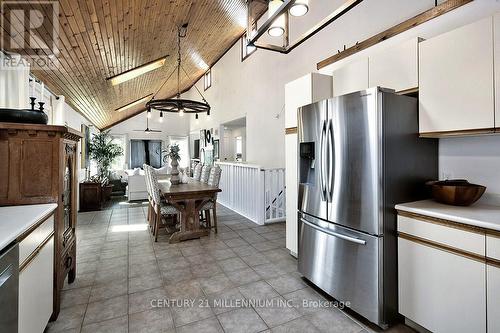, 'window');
204,69,211,90
241,32,257,61
169,136,190,169
110,135,126,170
130,140,162,169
